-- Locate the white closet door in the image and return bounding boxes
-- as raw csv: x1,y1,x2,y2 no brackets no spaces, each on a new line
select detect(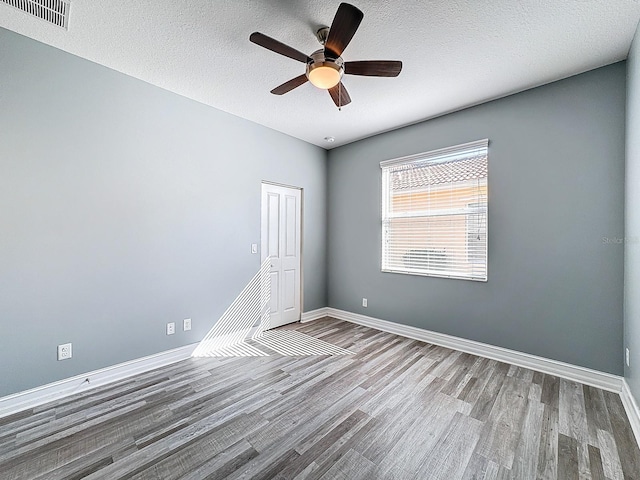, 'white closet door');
261,183,301,328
